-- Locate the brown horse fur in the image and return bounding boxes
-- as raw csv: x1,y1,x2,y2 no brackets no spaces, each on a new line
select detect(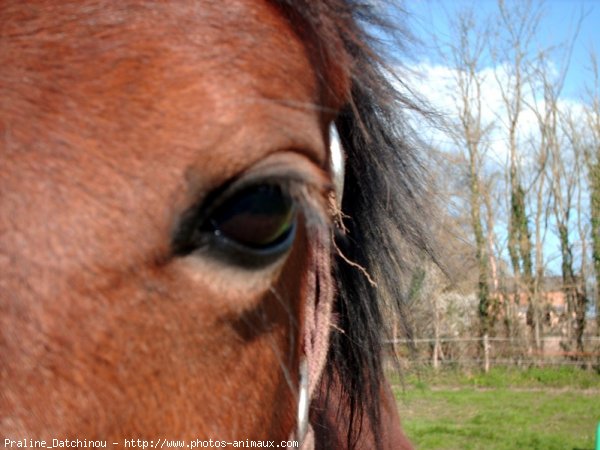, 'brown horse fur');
1,1,428,449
